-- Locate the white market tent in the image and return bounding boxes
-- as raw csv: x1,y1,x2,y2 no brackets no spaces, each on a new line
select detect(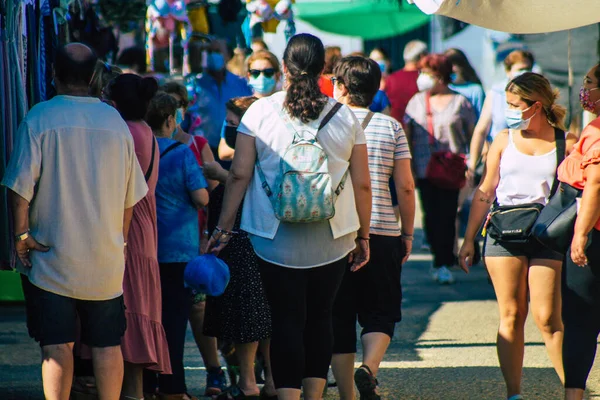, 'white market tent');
409,0,600,34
